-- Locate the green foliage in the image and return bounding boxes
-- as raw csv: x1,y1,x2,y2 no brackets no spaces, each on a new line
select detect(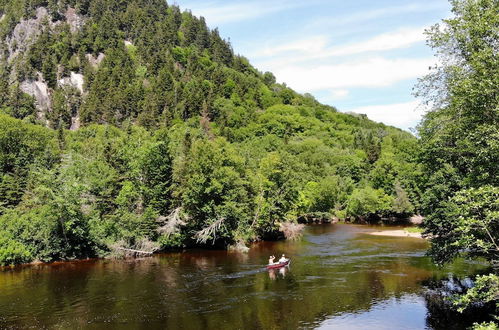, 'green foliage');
416,0,499,189
0,114,58,211
0,105,420,264
178,137,250,244
417,0,498,264
248,151,301,237
392,181,414,215
415,0,498,321
0,234,32,266
1,84,37,120
158,232,185,248
298,176,354,214
0,121,176,264
473,321,499,330
346,186,393,219
452,274,499,313
452,273,499,330
425,186,498,265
